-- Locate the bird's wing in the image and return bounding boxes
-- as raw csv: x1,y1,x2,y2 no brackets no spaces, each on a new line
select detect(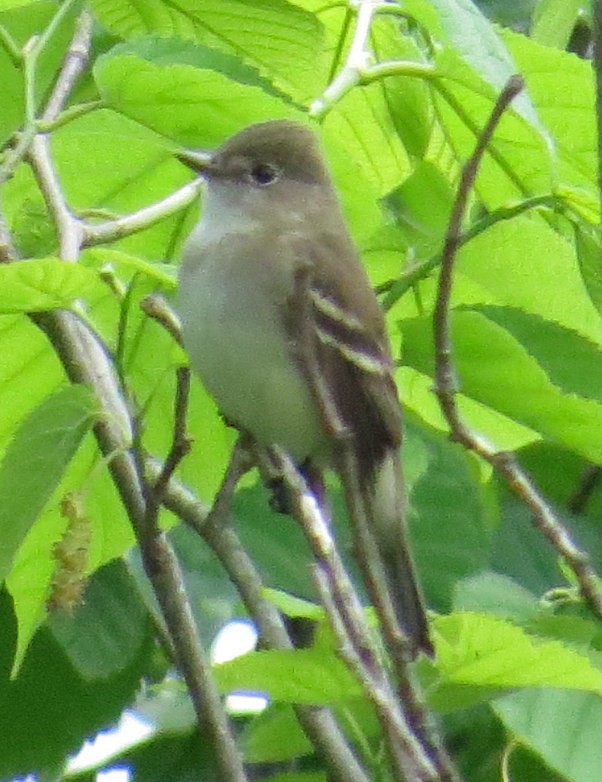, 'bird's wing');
282,230,402,480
